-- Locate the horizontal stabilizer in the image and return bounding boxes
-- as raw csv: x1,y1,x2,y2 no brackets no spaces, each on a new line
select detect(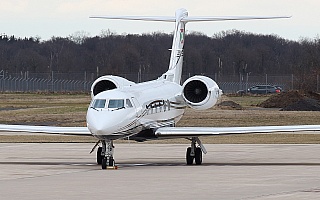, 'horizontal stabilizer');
182,16,291,22
90,15,291,23
90,16,176,22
